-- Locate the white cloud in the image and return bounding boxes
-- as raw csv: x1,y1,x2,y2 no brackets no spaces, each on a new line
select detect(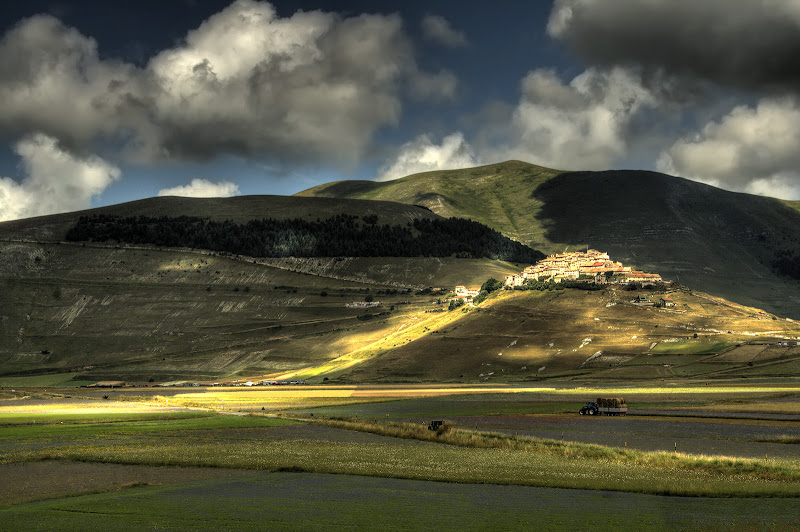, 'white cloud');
0,133,120,222
377,132,479,181
657,97,800,199
0,1,453,166
421,14,467,47
158,179,240,198
494,67,655,170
